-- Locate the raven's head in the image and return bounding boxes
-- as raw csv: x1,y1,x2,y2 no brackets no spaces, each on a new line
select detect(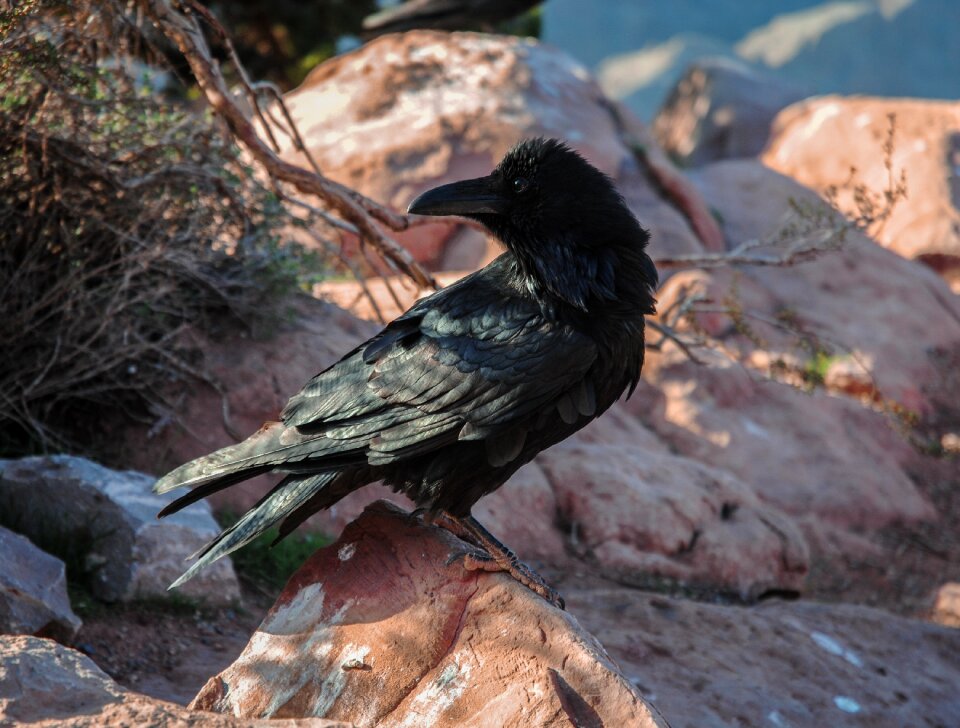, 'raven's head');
408,138,657,315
